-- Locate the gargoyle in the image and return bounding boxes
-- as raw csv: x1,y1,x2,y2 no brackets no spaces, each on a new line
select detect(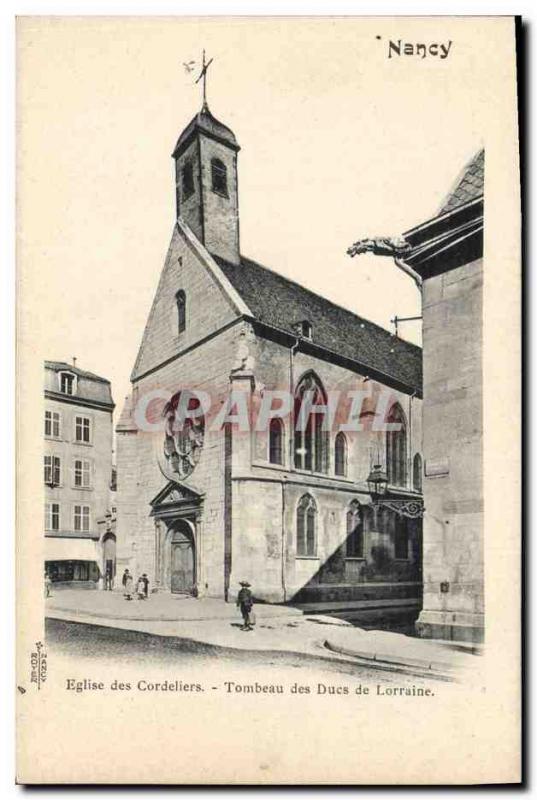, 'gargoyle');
346,236,412,259
346,235,421,290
